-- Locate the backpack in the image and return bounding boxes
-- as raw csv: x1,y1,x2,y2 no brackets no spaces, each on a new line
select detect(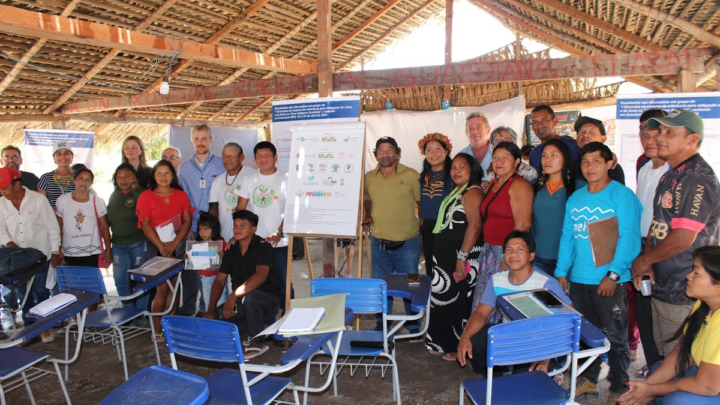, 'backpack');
0,247,47,285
